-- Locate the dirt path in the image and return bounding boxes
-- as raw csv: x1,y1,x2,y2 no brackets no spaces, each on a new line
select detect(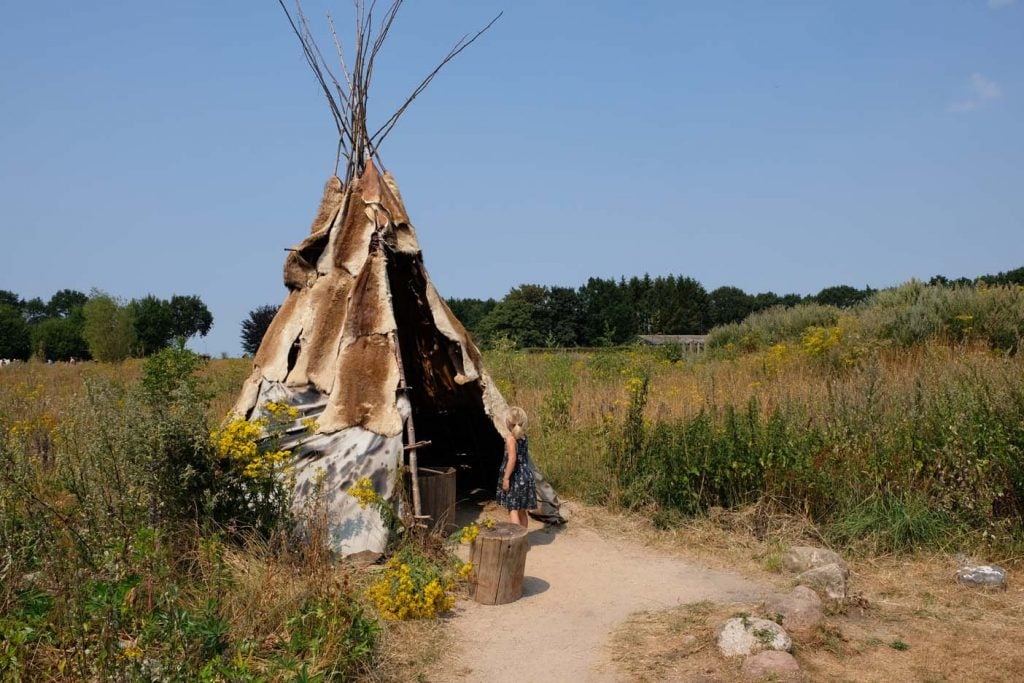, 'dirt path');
435,515,769,682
